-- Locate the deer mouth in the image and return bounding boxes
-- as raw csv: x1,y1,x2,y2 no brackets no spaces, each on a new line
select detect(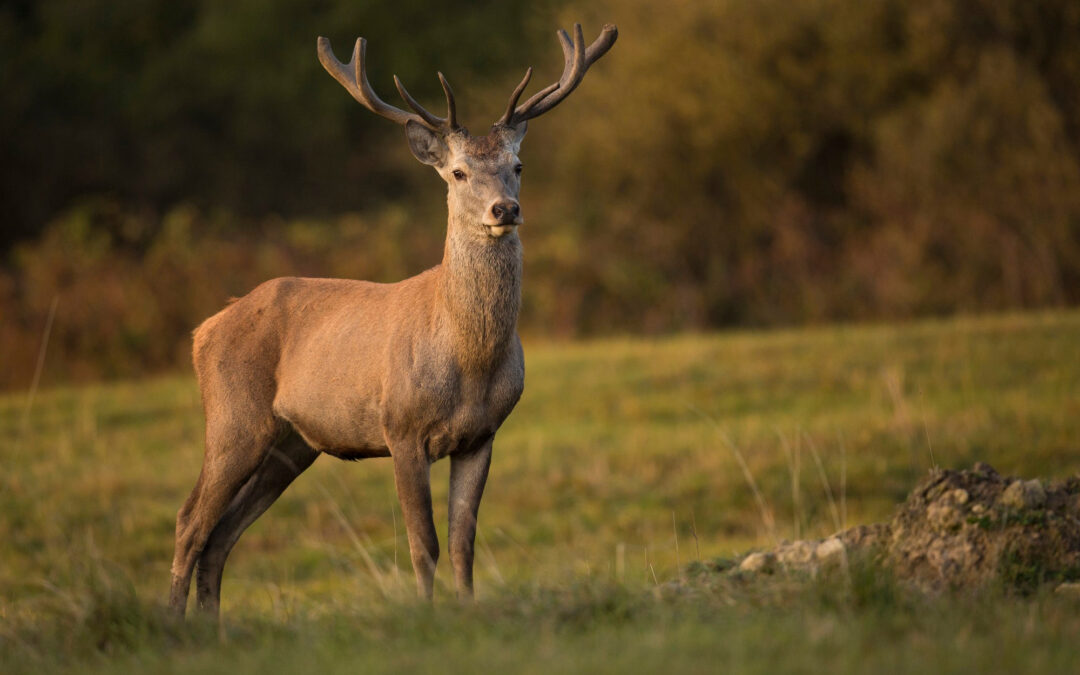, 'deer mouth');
486,223,519,238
